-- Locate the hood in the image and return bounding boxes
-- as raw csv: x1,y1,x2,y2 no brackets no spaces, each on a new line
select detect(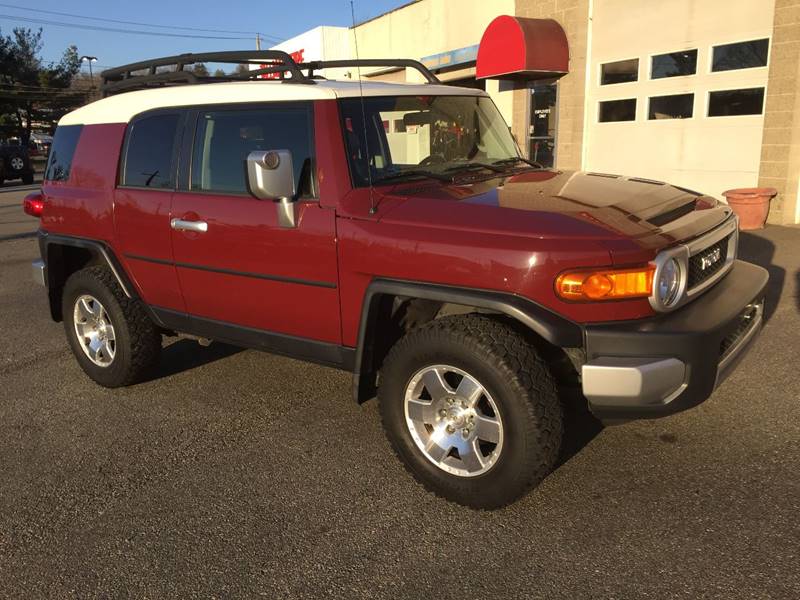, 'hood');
377,170,732,252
